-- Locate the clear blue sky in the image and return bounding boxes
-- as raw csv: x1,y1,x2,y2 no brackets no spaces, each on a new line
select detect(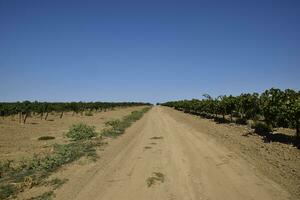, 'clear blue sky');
0,0,299,103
